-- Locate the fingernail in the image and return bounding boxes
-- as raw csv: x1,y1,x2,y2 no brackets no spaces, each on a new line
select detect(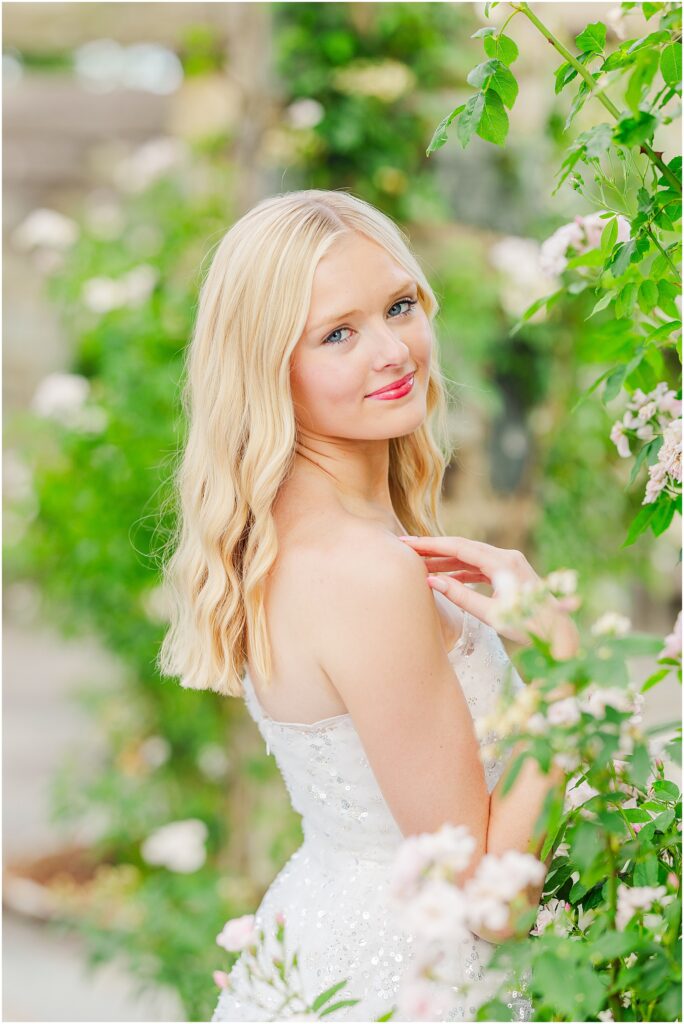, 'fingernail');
397,535,415,540
427,575,447,592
